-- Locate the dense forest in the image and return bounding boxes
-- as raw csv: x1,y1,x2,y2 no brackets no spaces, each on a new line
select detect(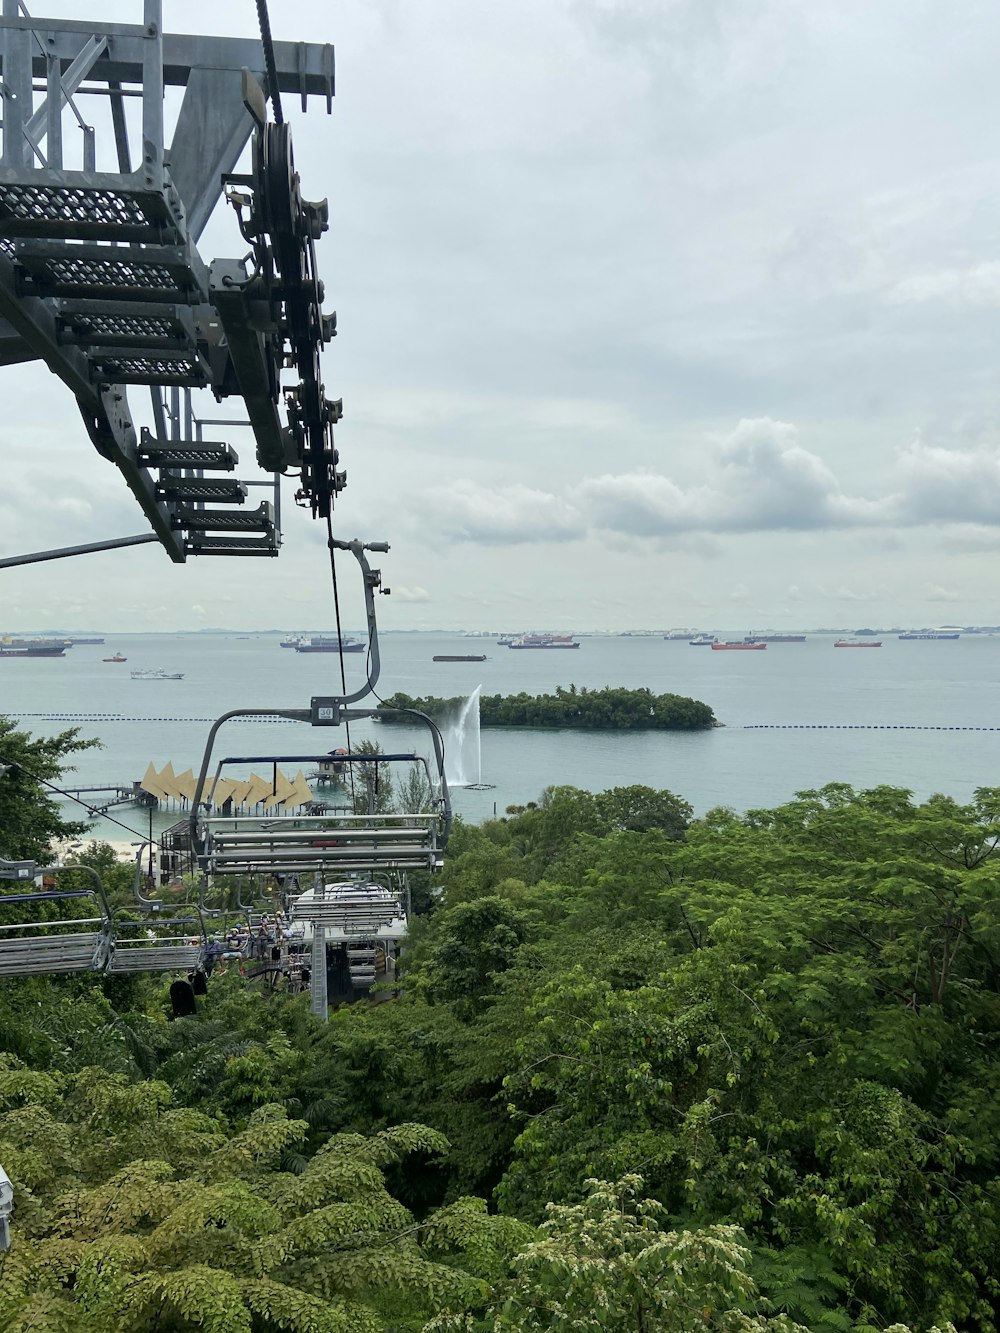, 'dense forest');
0,717,994,1330
378,684,717,730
